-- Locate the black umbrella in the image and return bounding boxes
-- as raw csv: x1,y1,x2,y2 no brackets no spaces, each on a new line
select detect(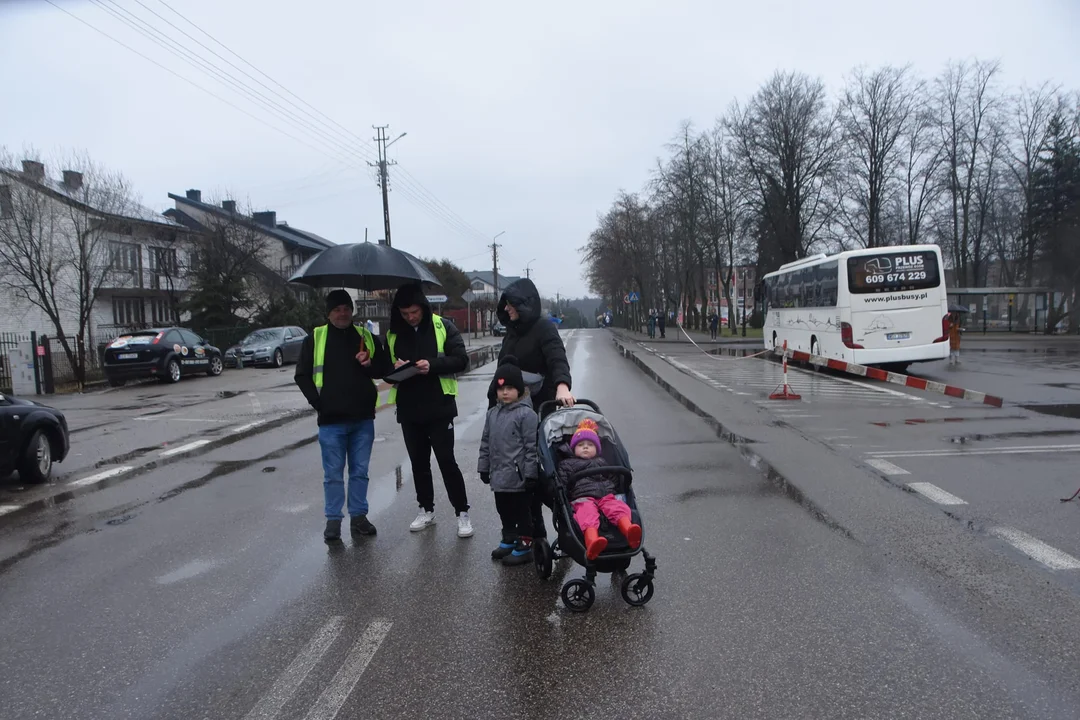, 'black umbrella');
287,242,441,291
948,302,970,314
